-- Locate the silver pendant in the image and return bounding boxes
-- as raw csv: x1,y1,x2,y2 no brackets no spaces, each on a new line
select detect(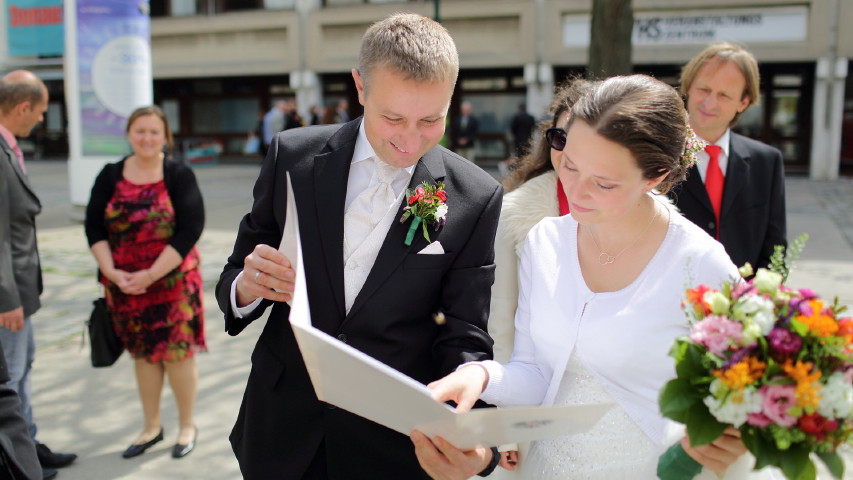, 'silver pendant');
598,253,616,265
